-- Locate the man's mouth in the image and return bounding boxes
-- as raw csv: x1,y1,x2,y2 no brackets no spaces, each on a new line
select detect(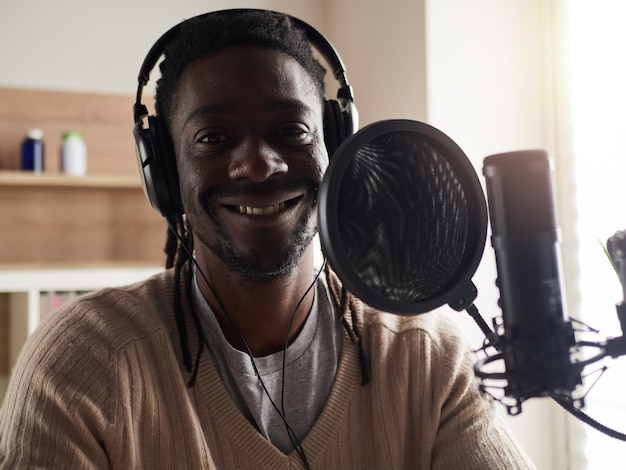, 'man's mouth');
235,202,286,215
227,194,305,216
